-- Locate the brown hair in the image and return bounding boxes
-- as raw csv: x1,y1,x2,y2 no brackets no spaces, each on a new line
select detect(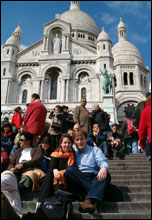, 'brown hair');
73,129,88,140
14,107,22,113
56,133,74,152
